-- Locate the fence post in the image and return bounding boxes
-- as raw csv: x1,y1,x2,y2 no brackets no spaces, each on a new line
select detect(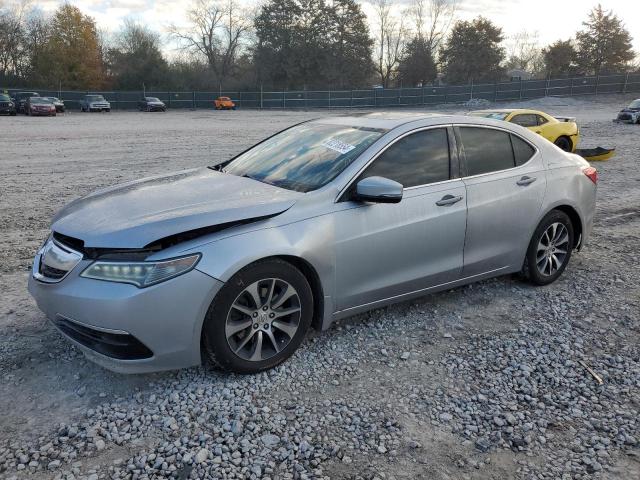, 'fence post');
374,88,377,108
260,84,263,109
192,91,196,110
595,74,599,95
519,78,523,100
470,79,474,100
350,89,353,109
115,91,119,110
623,72,629,94
282,89,285,109
569,77,574,96
545,75,550,97
422,86,425,106
328,90,331,108
494,81,498,102
168,91,171,109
